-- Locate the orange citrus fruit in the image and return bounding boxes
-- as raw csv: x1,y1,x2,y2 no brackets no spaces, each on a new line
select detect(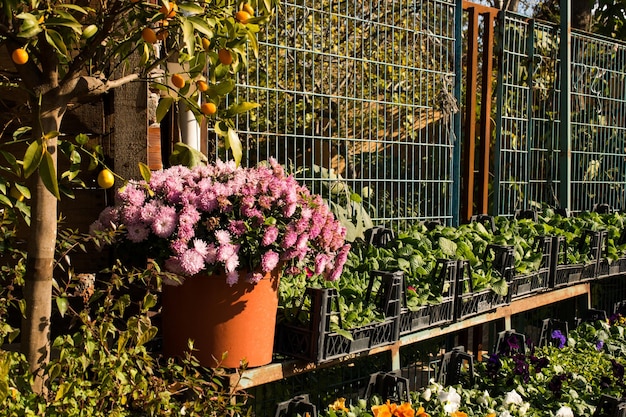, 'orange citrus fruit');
201,102,217,115
242,3,254,15
235,10,251,23
97,169,115,189
141,27,157,44
11,48,28,65
202,38,211,51
160,2,177,19
171,73,185,88
196,80,209,92
218,49,233,65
